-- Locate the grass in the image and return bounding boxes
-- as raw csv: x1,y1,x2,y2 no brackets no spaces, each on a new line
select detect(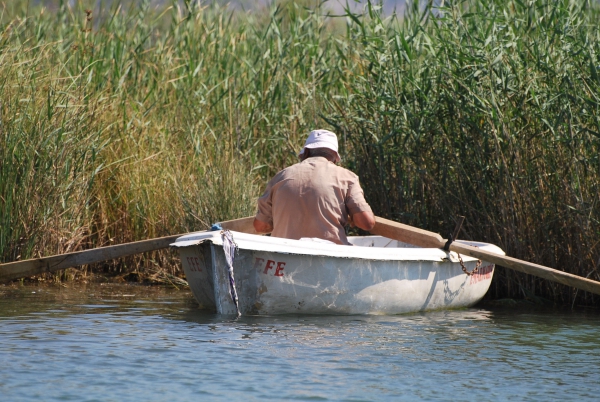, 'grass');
0,0,598,305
